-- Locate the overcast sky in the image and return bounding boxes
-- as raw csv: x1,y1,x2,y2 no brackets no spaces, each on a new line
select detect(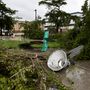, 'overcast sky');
3,0,85,21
